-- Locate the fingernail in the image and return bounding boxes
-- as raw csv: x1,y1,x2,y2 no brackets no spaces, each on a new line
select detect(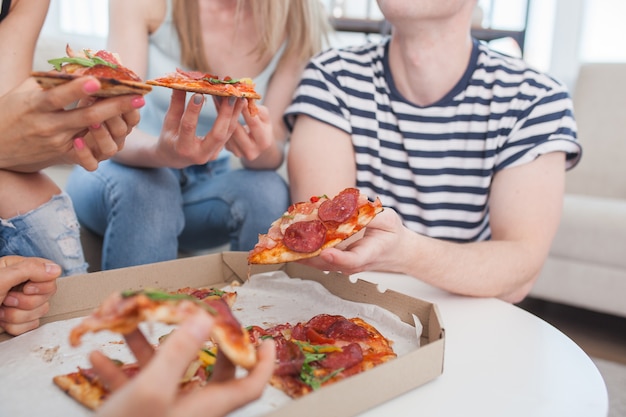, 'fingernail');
91,123,101,129
45,263,61,274
193,94,204,105
131,96,145,108
3,296,18,307
228,97,236,106
23,285,40,295
83,79,100,94
74,138,85,150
